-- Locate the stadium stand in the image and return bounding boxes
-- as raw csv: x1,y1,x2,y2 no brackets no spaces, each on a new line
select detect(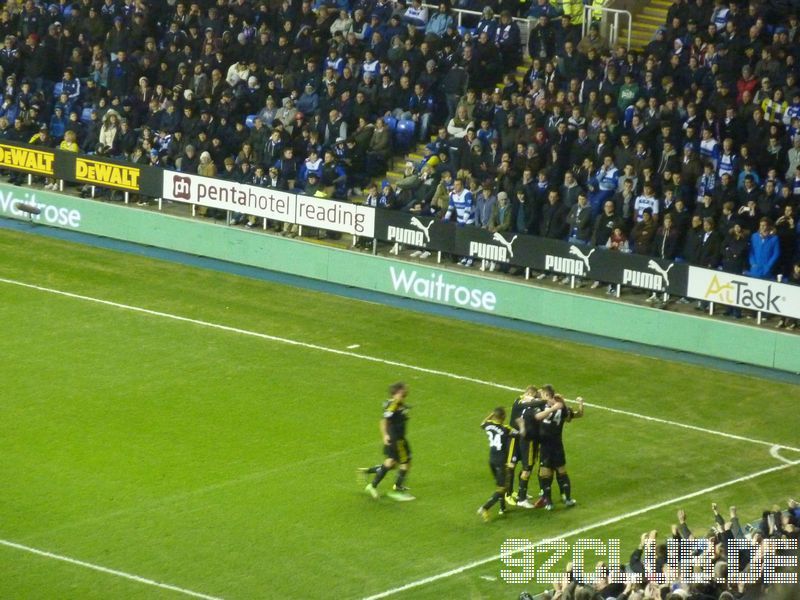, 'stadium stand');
0,0,797,324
